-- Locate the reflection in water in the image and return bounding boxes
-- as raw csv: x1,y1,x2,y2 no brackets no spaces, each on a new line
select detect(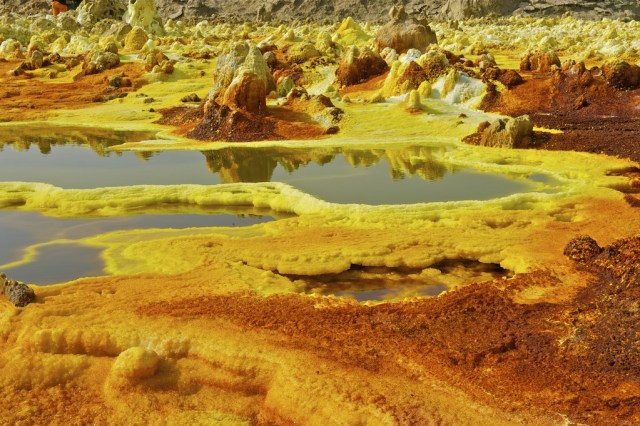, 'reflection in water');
285,261,511,302
0,125,157,156
201,145,451,184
